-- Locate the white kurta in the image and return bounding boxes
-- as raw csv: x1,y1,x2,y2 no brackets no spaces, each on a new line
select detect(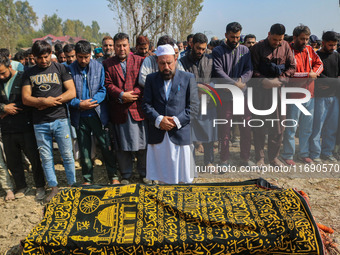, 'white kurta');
146,132,195,184
146,79,195,184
